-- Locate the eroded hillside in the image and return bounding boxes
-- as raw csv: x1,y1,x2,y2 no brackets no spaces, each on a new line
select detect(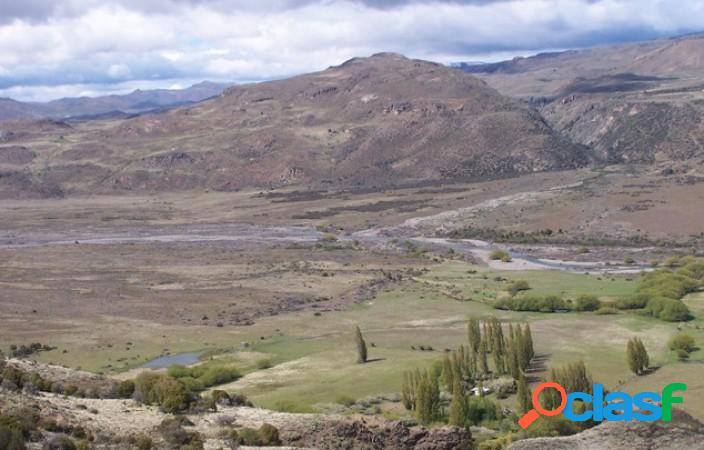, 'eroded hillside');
0,53,588,198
